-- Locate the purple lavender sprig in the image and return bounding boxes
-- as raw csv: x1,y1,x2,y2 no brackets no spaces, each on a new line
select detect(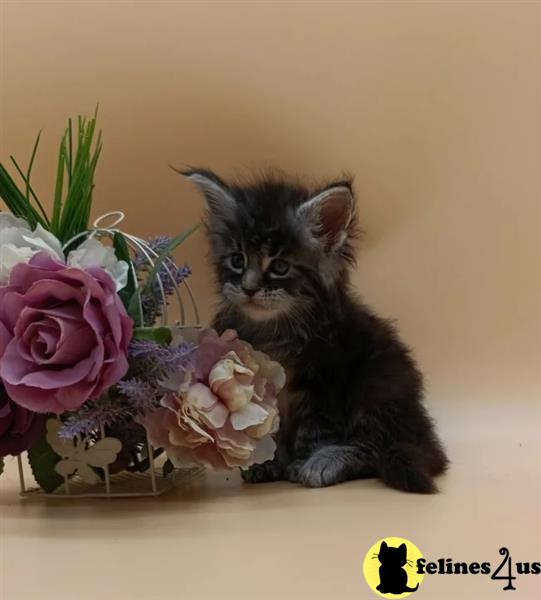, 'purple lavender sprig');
116,378,159,411
128,339,196,379
58,378,163,440
133,235,191,291
133,236,172,270
58,416,97,440
133,236,191,326
151,260,191,294
58,399,128,439
140,261,191,324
